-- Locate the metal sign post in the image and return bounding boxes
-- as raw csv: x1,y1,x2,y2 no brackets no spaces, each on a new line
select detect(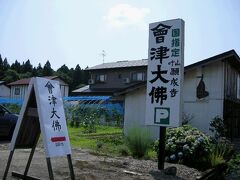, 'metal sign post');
3,77,75,180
